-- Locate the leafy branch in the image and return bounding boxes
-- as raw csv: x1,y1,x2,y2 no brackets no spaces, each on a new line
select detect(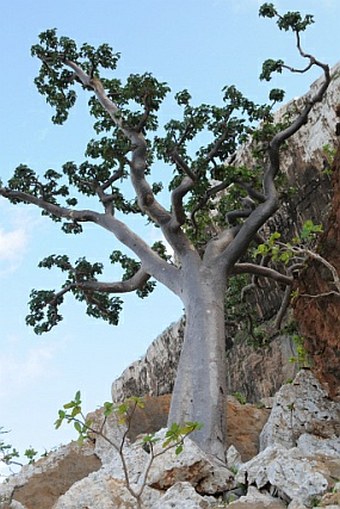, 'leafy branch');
254,220,340,310
55,392,202,509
